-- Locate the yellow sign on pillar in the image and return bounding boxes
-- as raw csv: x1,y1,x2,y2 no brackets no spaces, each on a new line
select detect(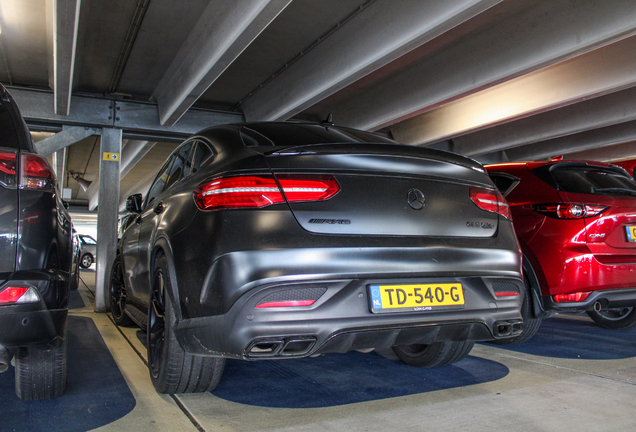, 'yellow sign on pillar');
103,152,120,161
